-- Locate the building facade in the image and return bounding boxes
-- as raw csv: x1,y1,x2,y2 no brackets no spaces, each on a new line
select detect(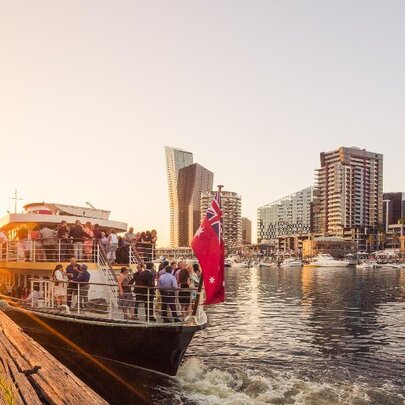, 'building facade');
383,192,405,231
312,147,383,251
257,187,314,246
165,146,193,247
241,217,252,244
178,163,214,247
201,191,242,252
